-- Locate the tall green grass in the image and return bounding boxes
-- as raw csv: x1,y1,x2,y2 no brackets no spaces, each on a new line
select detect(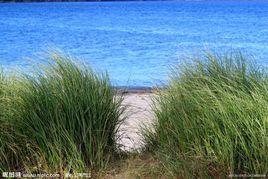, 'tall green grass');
0,71,41,173
145,52,268,177
0,53,124,173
